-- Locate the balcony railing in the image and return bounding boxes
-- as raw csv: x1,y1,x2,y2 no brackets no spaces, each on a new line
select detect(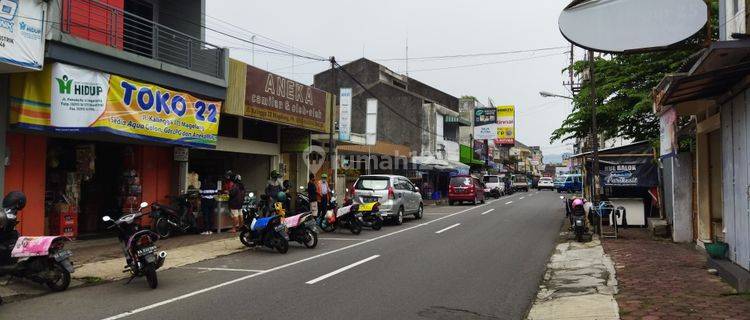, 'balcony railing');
61,0,225,79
